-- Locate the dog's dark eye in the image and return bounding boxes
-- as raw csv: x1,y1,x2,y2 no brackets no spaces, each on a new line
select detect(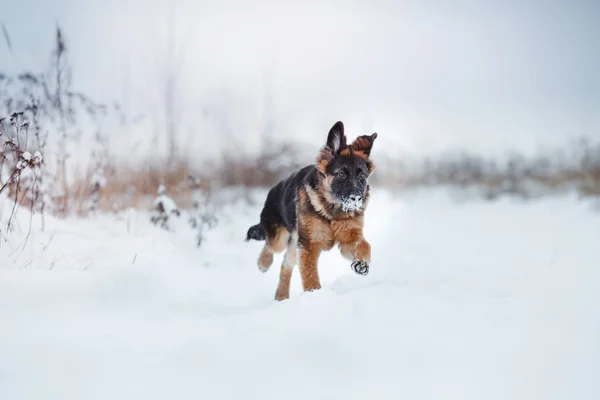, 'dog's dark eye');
358,172,367,180
336,171,346,179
